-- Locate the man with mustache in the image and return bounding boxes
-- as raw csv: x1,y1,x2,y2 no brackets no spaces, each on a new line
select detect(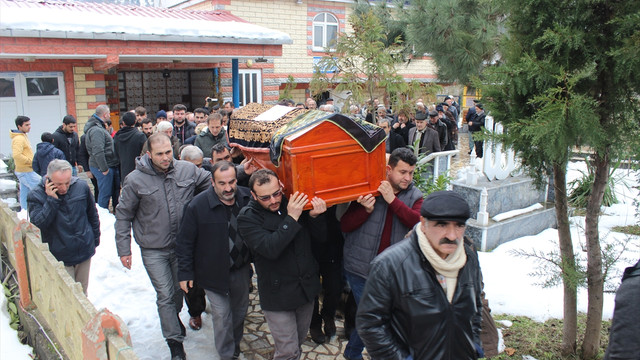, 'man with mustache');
115,133,211,360
237,169,327,360
356,191,484,359
340,147,423,360
176,160,252,360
